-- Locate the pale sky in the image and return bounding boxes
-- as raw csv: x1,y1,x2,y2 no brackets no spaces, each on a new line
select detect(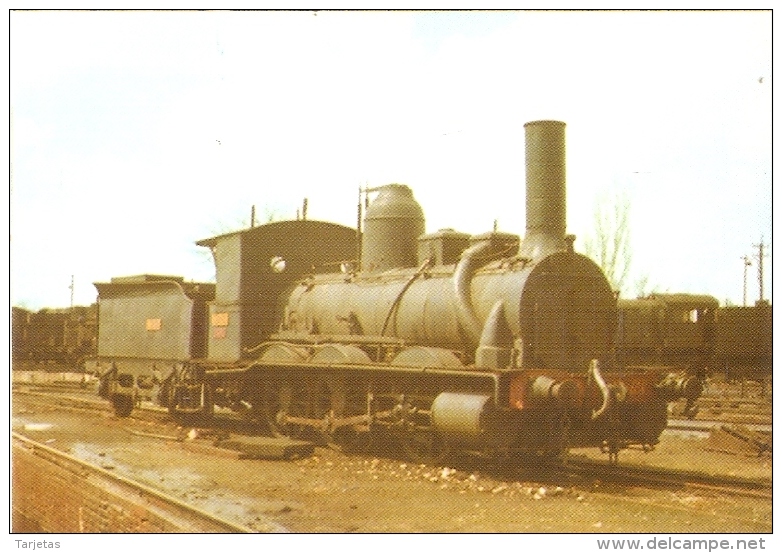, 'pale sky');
9,10,772,310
